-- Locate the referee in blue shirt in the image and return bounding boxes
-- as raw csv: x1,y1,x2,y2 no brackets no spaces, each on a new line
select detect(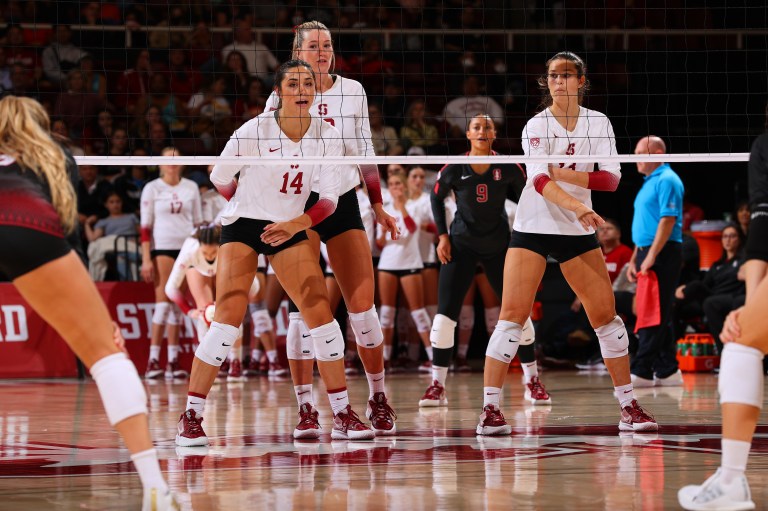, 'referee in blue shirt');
627,135,685,387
